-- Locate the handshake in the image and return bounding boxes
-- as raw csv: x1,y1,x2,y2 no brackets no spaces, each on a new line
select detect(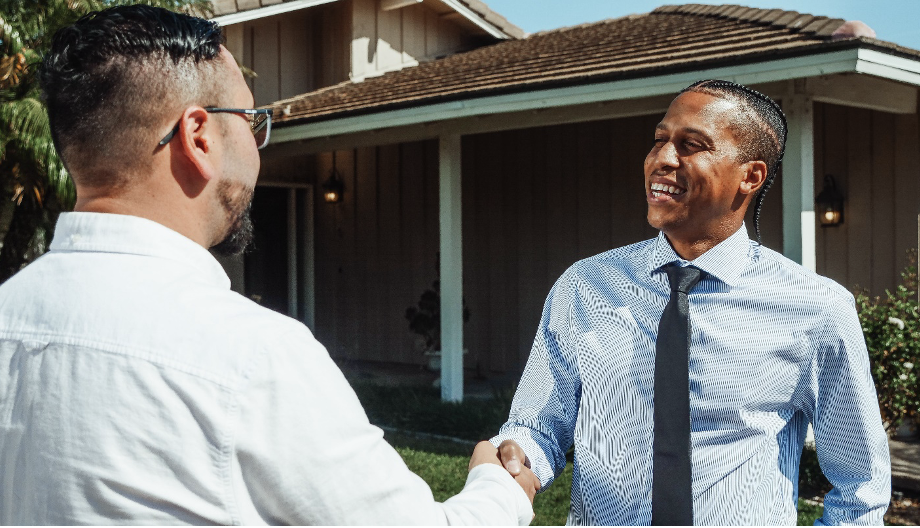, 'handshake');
469,439,541,503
